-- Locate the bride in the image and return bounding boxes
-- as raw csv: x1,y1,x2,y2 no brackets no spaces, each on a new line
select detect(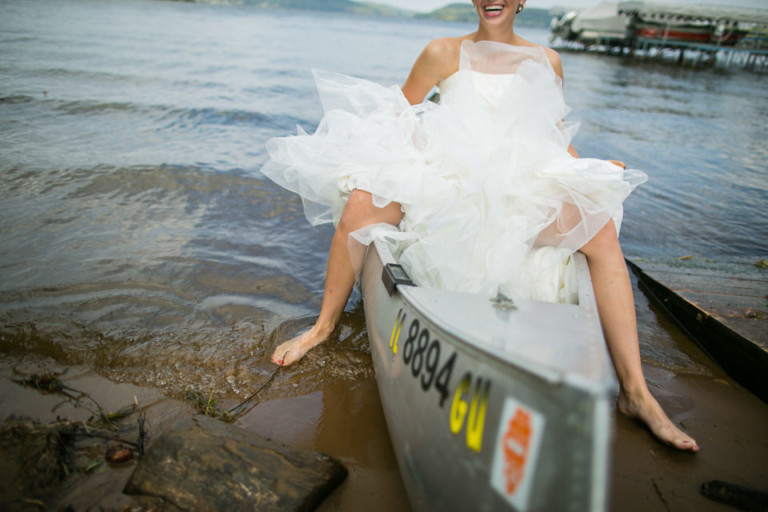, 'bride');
260,0,699,452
